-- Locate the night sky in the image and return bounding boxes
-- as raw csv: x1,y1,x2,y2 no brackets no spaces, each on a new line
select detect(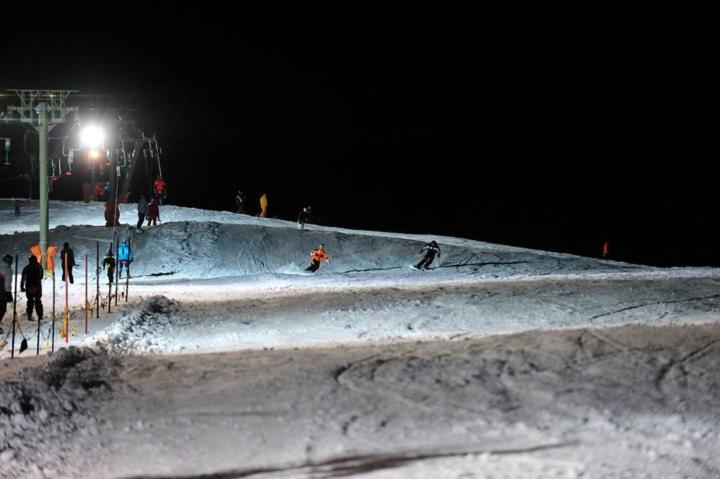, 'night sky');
1,3,718,266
